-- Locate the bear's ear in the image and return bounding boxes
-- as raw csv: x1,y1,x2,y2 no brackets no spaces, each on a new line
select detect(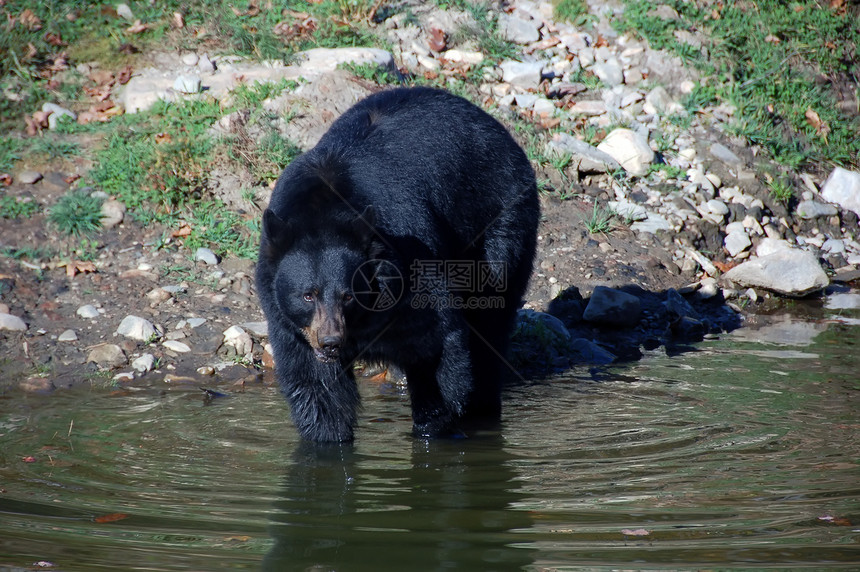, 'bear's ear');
260,208,294,260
